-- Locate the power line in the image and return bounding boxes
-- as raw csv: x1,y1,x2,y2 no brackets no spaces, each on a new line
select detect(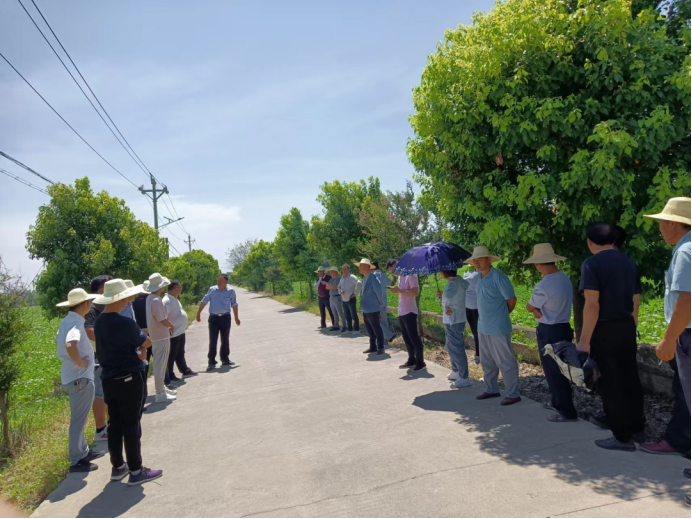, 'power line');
0,51,139,188
0,167,49,194
0,150,54,184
